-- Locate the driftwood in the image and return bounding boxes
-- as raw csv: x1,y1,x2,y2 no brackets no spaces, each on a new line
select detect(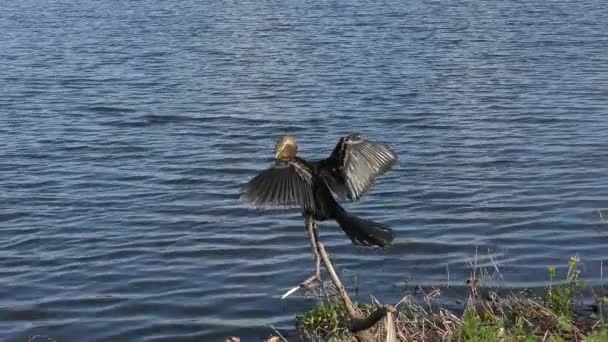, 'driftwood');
306,215,388,342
